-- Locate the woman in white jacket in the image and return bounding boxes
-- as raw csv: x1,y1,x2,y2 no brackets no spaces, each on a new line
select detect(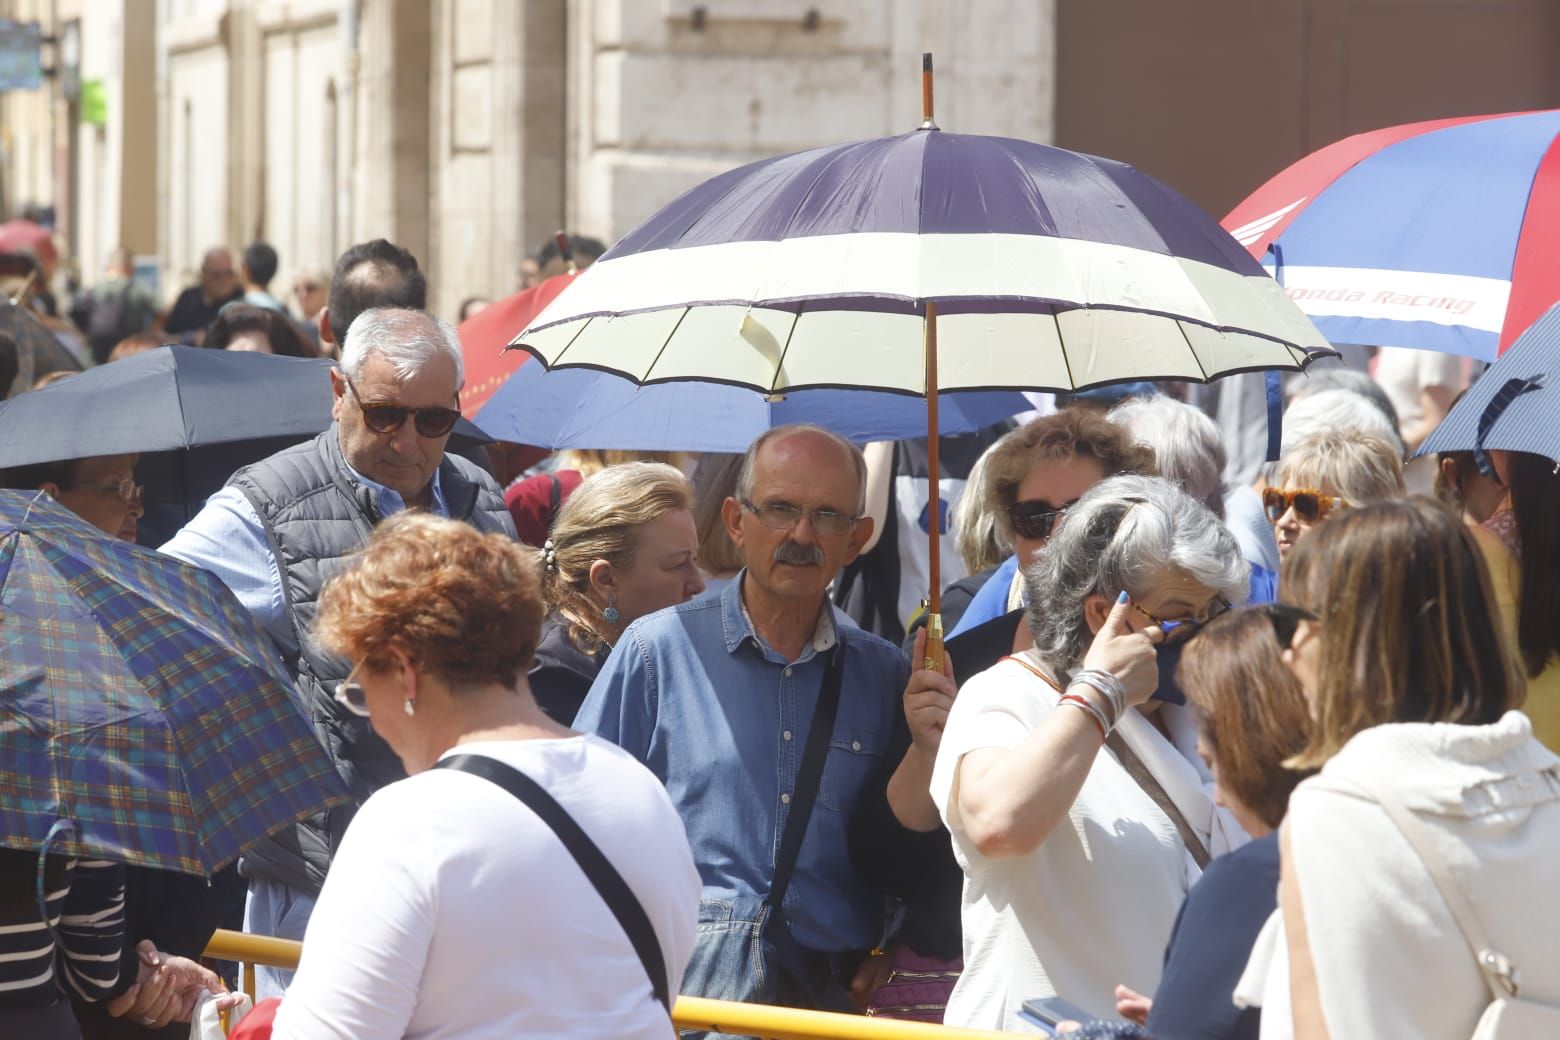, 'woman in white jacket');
1275,497,1560,1039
